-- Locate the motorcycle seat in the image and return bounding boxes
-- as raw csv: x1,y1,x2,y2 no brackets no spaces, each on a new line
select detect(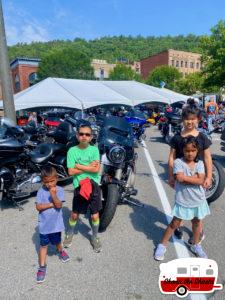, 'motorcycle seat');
29,143,66,164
